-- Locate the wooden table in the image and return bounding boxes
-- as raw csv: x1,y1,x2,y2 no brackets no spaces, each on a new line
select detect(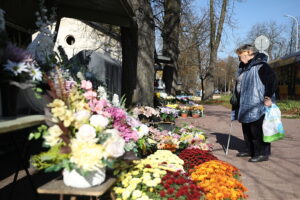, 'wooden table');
37,177,117,200
0,115,45,134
